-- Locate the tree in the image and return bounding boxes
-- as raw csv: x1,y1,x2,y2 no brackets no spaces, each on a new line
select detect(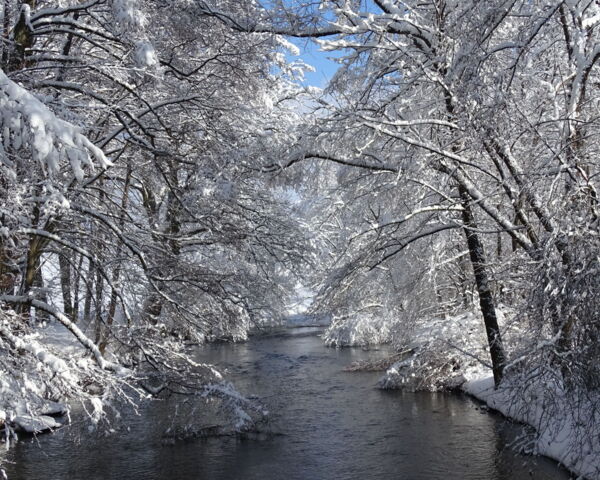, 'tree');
209,0,599,390
0,0,312,441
